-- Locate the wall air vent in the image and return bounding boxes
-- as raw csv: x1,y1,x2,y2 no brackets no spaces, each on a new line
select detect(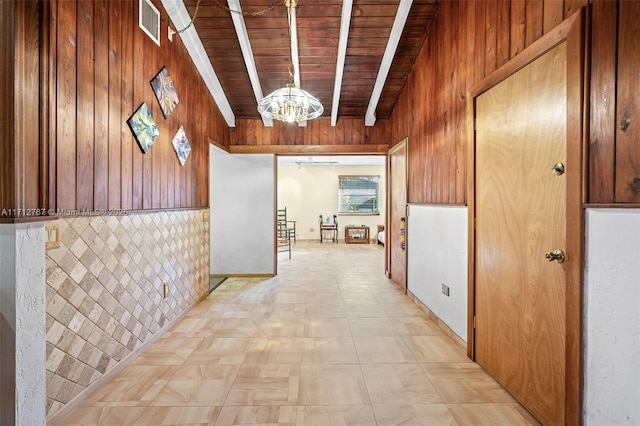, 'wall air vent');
139,0,161,46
